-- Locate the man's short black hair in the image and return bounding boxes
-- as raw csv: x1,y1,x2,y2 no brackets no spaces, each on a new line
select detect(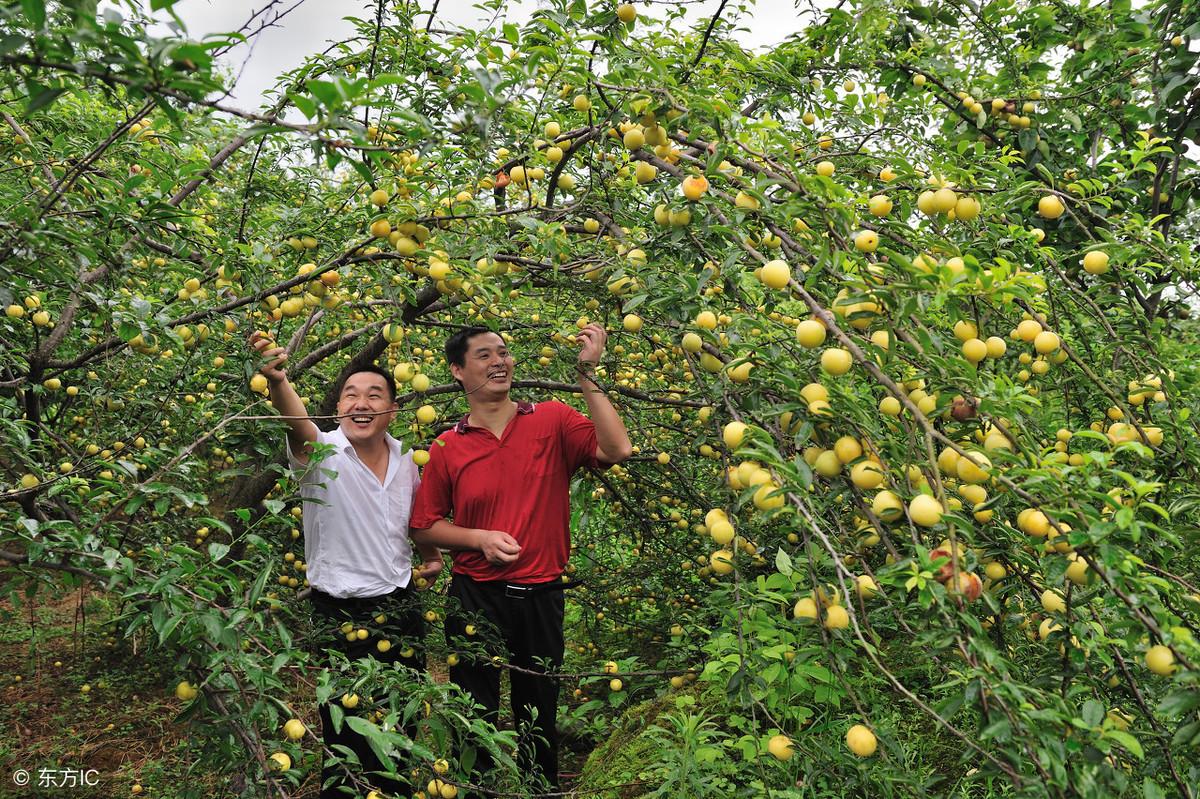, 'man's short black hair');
445,326,498,368
335,364,397,401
